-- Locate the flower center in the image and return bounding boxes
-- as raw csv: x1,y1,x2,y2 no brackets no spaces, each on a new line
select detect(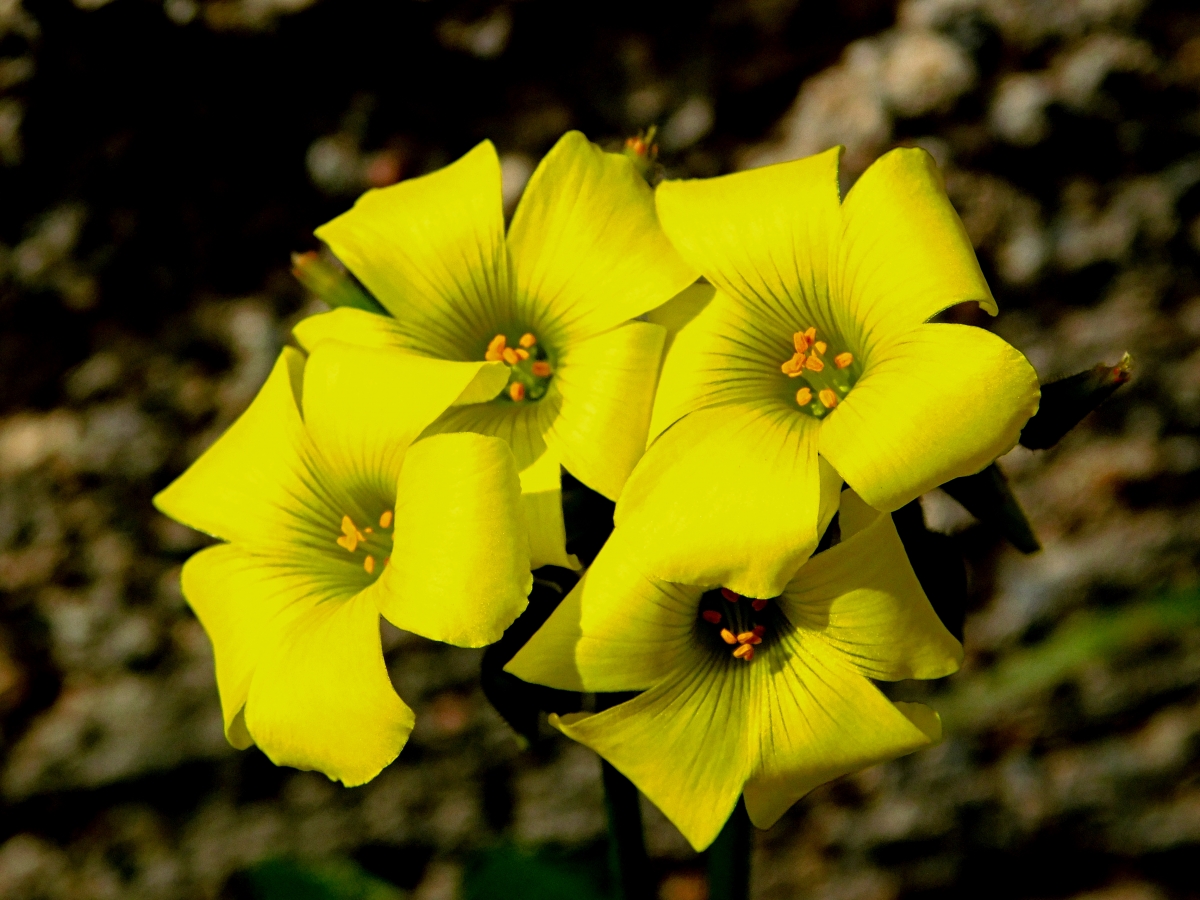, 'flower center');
695,587,786,663
484,332,554,402
781,326,857,418
334,510,394,576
